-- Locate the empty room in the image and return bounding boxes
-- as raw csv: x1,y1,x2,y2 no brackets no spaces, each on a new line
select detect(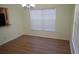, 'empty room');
0,4,79,54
